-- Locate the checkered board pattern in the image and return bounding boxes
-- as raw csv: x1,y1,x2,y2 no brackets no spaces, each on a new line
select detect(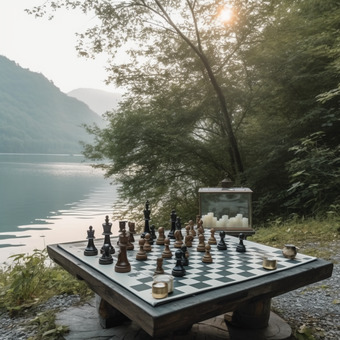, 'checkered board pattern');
58,230,316,306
